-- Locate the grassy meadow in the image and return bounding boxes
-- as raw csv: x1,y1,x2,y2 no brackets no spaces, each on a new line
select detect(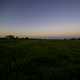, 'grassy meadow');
0,38,80,80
